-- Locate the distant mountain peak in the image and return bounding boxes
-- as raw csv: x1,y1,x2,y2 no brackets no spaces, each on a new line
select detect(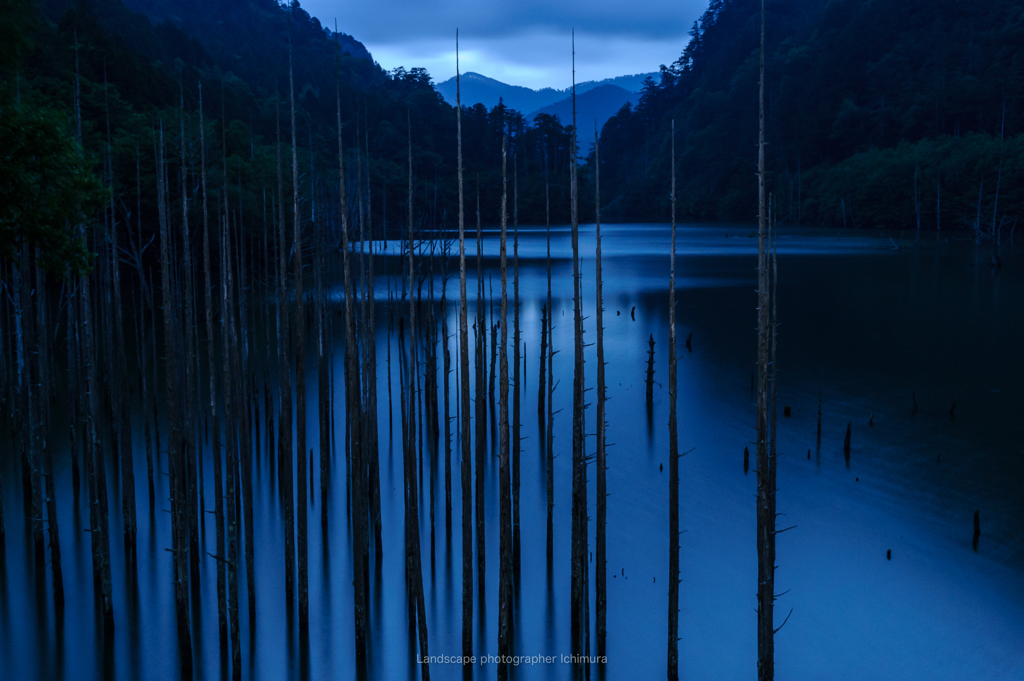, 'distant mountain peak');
435,71,657,113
